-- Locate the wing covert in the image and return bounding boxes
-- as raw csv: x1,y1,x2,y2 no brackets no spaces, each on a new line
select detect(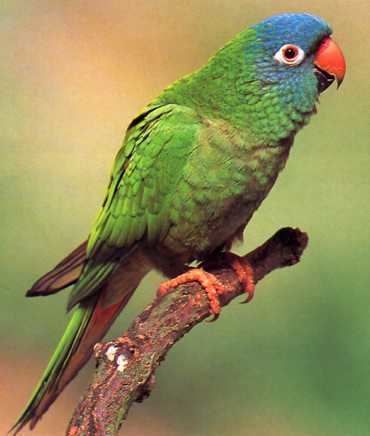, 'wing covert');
89,104,199,256
67,104,200,308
